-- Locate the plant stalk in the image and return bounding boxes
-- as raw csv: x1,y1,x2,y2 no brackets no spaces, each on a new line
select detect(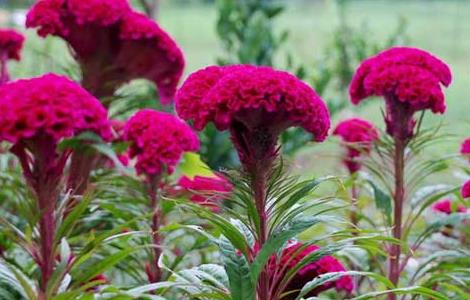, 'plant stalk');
148,177,162,283
38,205,55,295
0,53,9,84
388,138,406,300
252,165,269,300
350,177,359,230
